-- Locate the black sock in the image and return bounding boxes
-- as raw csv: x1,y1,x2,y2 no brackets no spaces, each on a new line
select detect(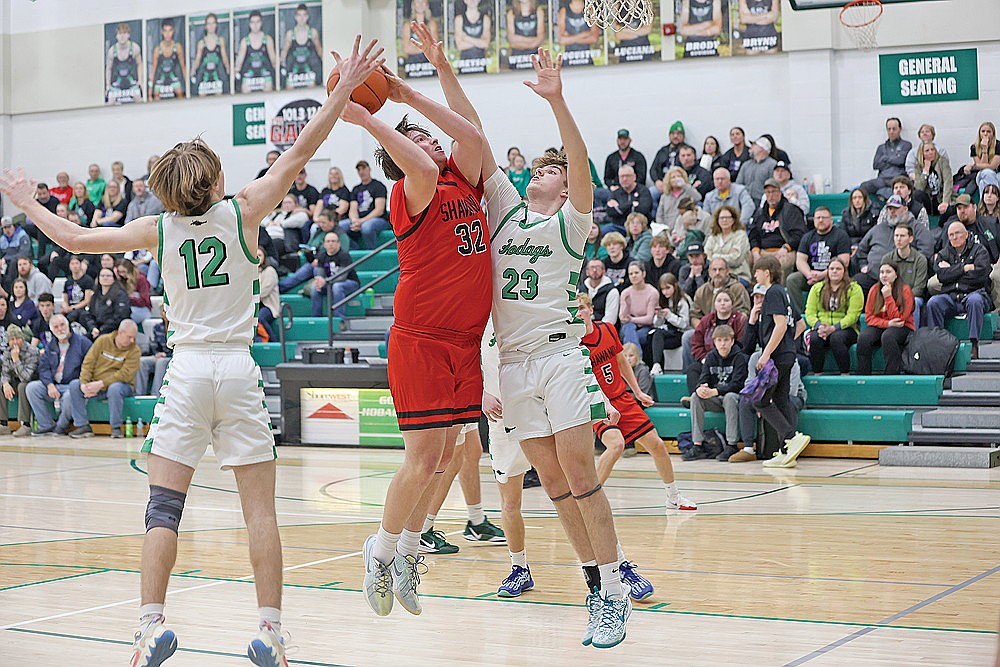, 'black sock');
583,565,601,593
